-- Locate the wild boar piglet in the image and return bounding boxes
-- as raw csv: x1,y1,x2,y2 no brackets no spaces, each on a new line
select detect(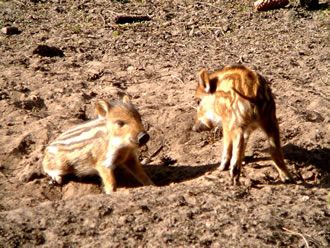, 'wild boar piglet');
43,96,154,194
193,64,295,185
